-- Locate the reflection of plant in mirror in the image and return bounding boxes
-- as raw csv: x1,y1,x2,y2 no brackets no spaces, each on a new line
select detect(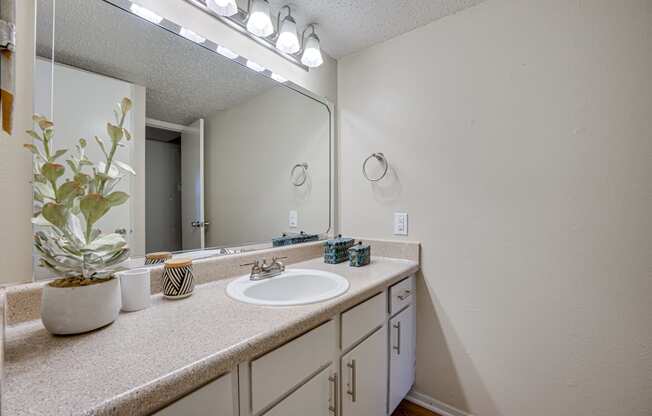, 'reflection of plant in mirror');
25,98,135,284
